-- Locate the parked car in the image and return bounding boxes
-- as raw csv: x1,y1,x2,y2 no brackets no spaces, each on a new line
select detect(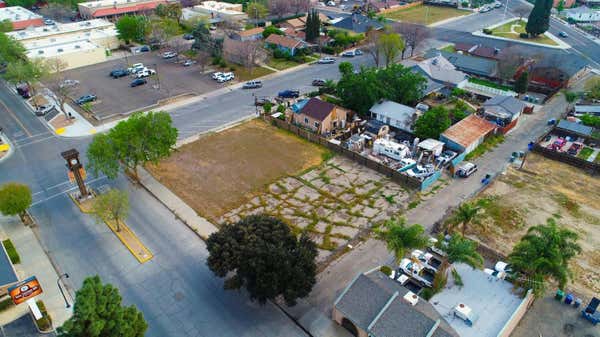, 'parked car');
182,59,196,67
110,69,129,78
317,57,336,64
254,97,272,106
493,1,502,8
162,51,178,59
209,25,217,31
312,78,326,86
327,0,336,6
406,165,434,179
76,94,97,105
130,78,147,87
549,137,567,151
480,6,492,12
243,80,263,89
216,72,234,83
127,63,144,74
354,49,363,55
138,45,150,52
278,89,300,98
183,33,194,40
16,84,30,98
559,31,568,38
136,68,156,78
567,142,583,155
211,72,224,80
436,150,457,167
35,104,56,116
59,79,79,88
456,162,478,177
44,19,55,25
341,50,355,57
